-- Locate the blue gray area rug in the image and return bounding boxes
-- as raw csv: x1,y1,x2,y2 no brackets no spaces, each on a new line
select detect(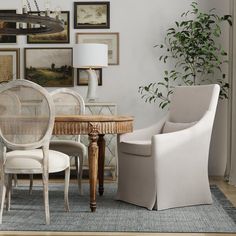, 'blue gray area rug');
0,183,235,232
